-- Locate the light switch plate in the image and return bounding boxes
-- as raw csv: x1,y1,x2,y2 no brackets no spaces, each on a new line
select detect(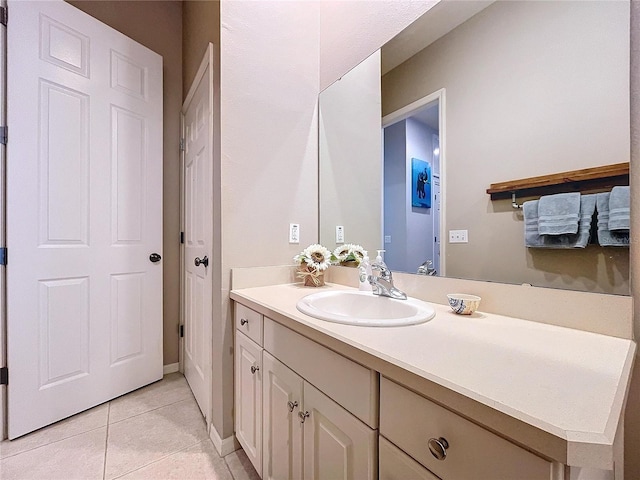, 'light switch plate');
449,229,468,243
289,223,300,244
336,226,345,243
